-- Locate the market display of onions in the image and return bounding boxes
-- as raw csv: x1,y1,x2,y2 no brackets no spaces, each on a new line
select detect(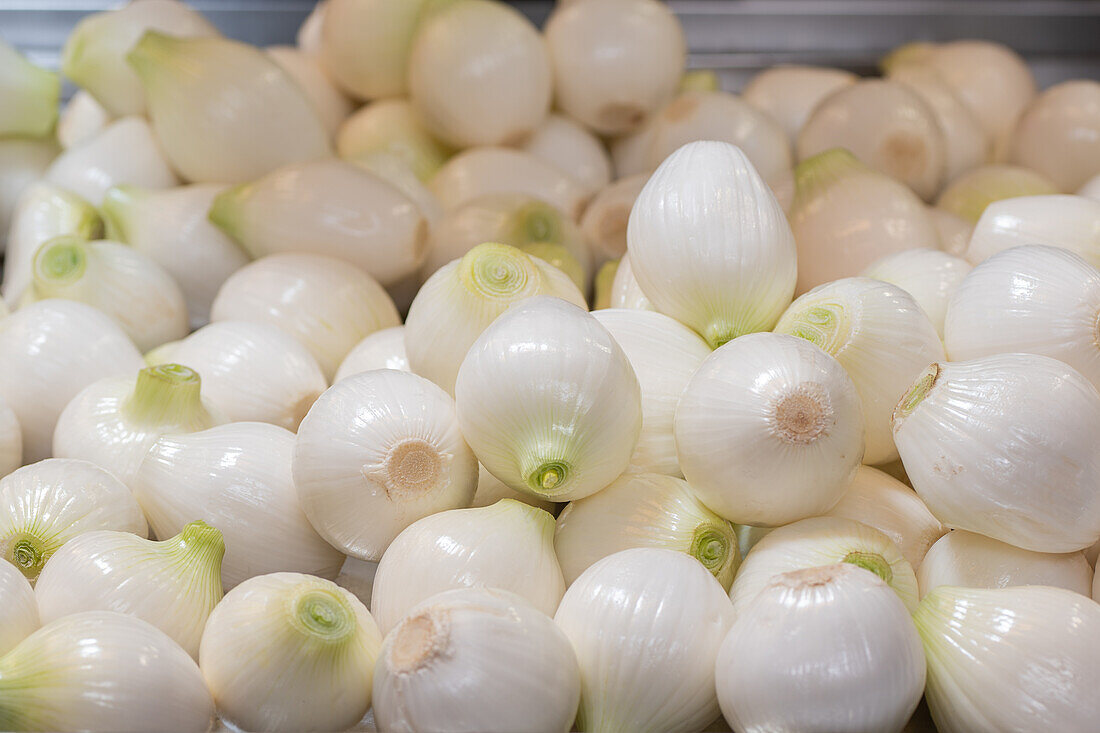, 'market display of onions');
1,0,1099,731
